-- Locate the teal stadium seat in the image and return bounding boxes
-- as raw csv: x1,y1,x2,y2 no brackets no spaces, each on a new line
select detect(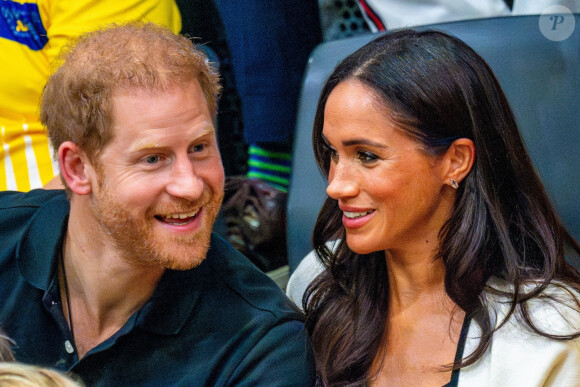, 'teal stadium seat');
287,14,580,272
